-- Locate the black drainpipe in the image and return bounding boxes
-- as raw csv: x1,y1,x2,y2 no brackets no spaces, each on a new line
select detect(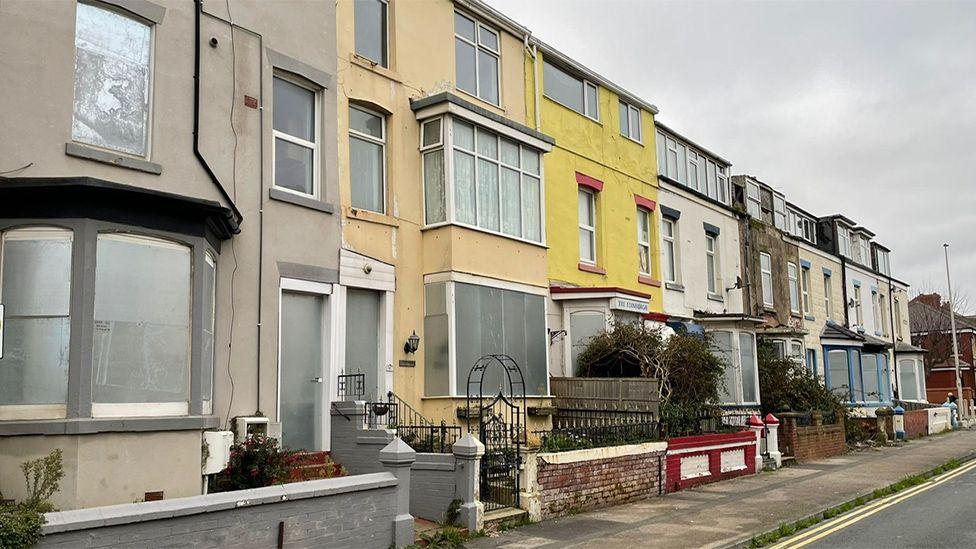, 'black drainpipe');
840,257,850,327
194,0,243,227
887,273,900,399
